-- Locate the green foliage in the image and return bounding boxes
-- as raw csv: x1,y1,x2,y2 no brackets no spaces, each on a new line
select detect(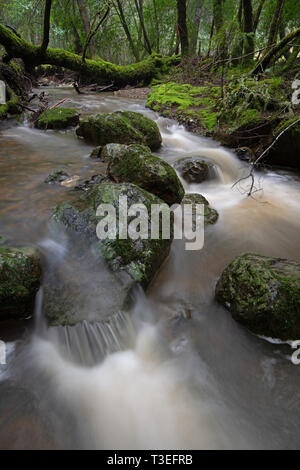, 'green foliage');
147,82,221,131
